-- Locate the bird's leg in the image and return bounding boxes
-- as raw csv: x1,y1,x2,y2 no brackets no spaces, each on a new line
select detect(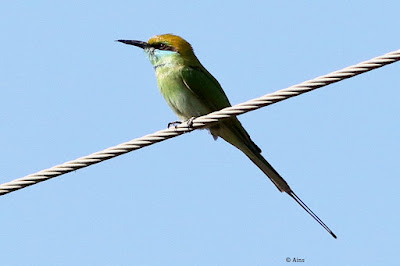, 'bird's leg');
167,121,182,128
185,117,196,128
167,117,195,131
